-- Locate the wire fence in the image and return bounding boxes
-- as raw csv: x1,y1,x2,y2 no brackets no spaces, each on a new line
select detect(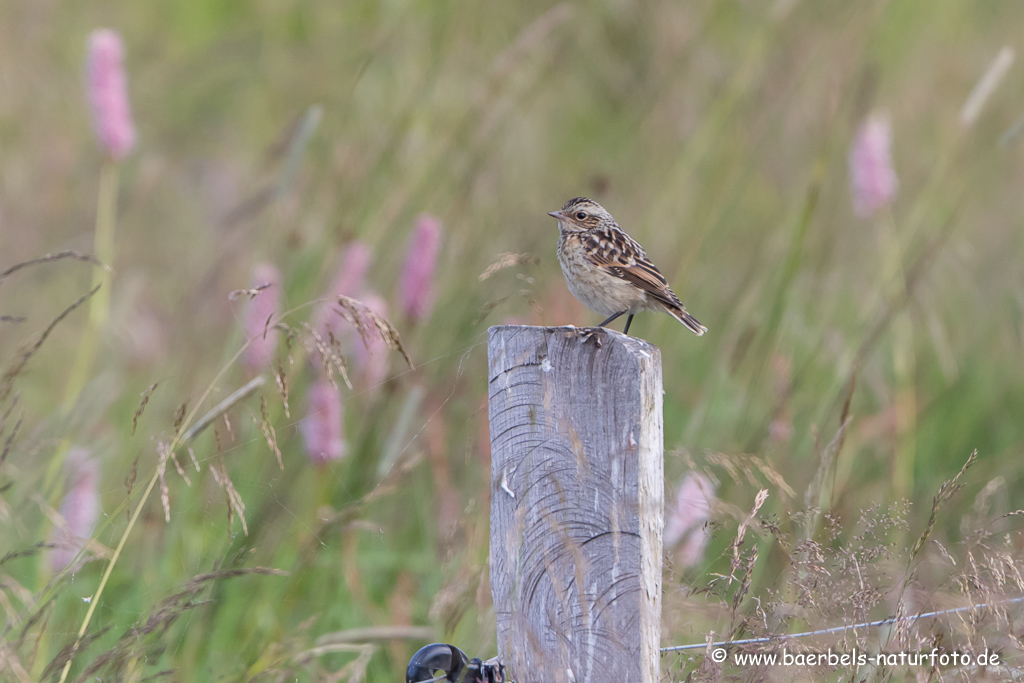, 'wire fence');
661,596,1024,653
